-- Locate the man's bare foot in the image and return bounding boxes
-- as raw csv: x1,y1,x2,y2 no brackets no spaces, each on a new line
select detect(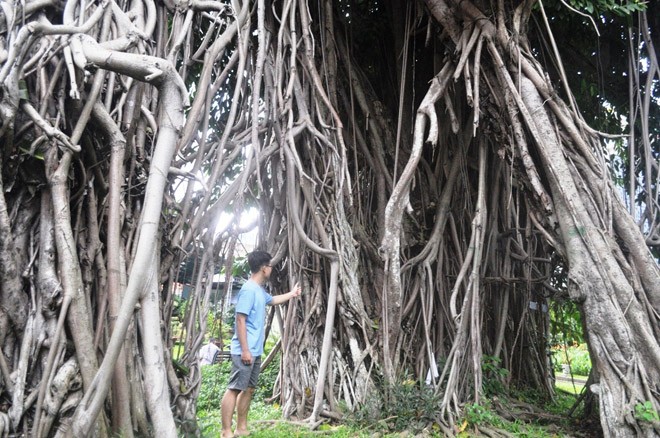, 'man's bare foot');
234,429,250,437
220,430,233,438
